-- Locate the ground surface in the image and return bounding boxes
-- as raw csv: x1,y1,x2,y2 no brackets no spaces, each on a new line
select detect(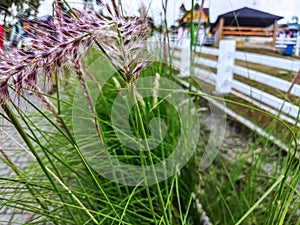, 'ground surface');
0,92,39,224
